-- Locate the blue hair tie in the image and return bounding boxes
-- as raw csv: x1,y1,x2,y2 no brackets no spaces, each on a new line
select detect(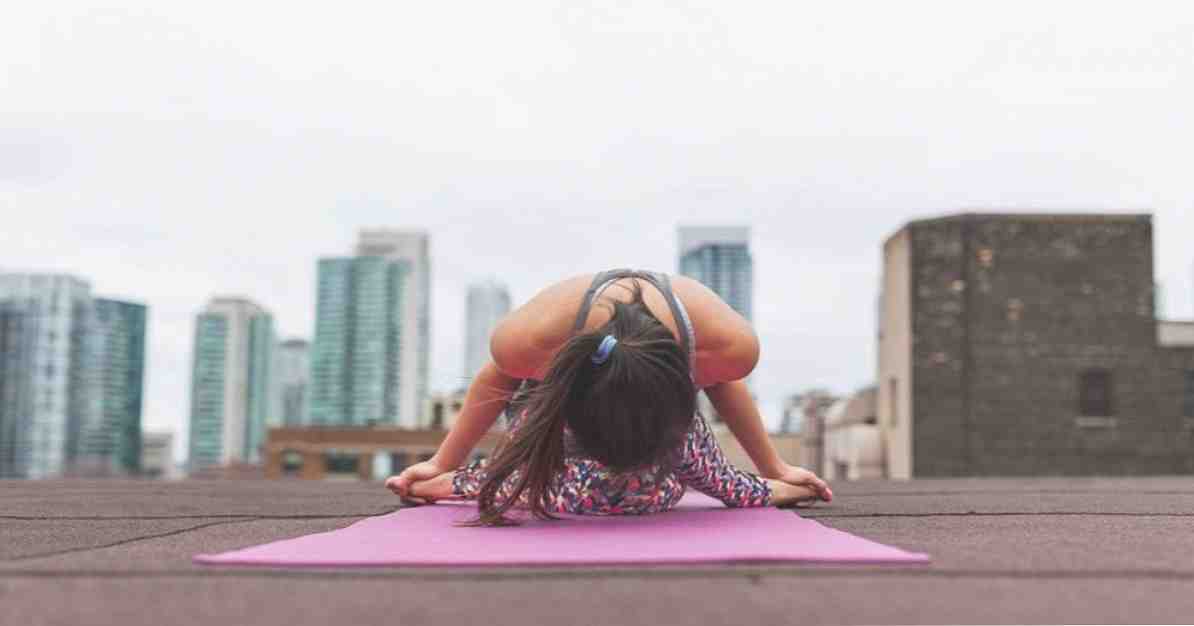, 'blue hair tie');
591,334,618,365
